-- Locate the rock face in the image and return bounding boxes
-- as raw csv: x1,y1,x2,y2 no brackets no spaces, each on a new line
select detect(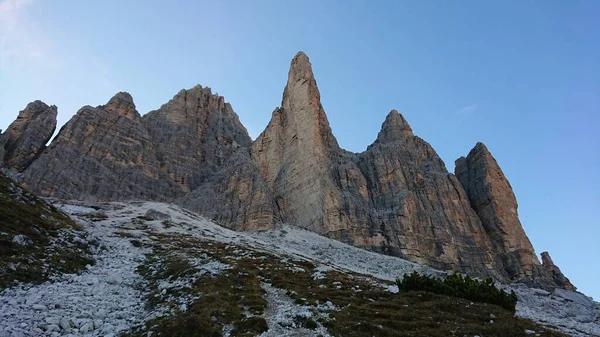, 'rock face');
177,148,275,231
0,101,57,172
250,52,499,277
21,87,251,202
22,93,171,201
455,142,554,284
142,85,252,196
10,51,573,290
541,251,576,291
251,52,342,233
353,113,498,275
